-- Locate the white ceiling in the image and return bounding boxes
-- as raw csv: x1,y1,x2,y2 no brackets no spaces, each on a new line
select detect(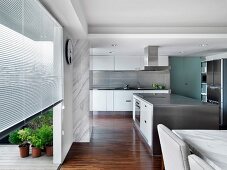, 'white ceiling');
80,0,227,57
81,0,227,28
90,37,227,57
